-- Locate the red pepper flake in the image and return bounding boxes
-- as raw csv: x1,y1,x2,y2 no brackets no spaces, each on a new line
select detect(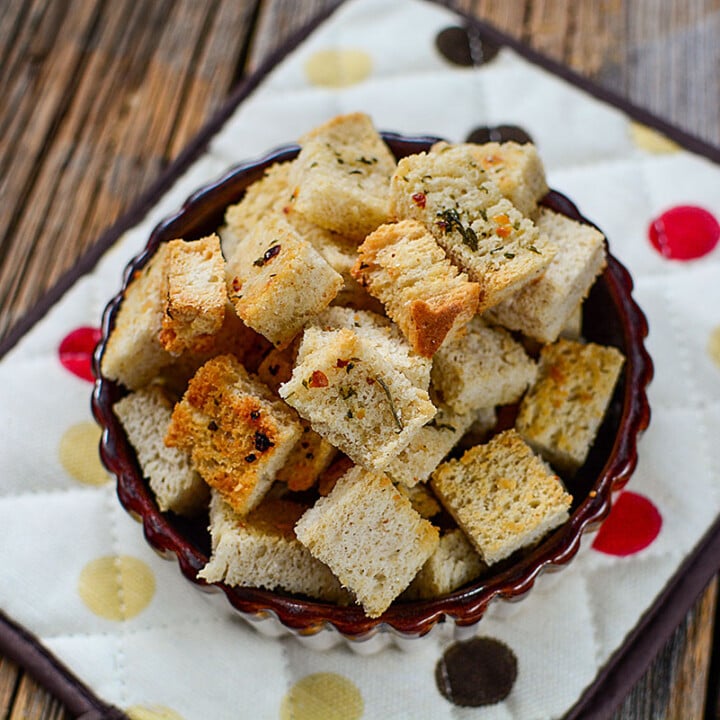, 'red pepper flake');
336,358,351,368
497,225,512,238
412,192,427,208
366,377,375,385
309,370,329,388
231,277,242,292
